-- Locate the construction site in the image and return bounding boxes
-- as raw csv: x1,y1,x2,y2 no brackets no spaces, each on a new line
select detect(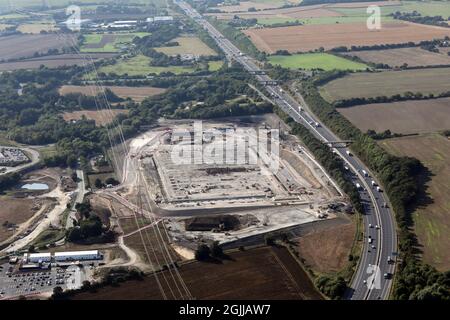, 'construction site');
122,118,350,250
